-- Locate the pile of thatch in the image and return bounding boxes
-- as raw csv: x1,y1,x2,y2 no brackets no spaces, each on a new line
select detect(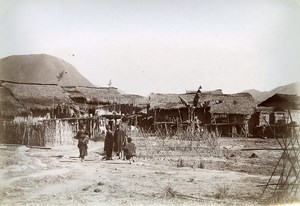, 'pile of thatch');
2,81,74,111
